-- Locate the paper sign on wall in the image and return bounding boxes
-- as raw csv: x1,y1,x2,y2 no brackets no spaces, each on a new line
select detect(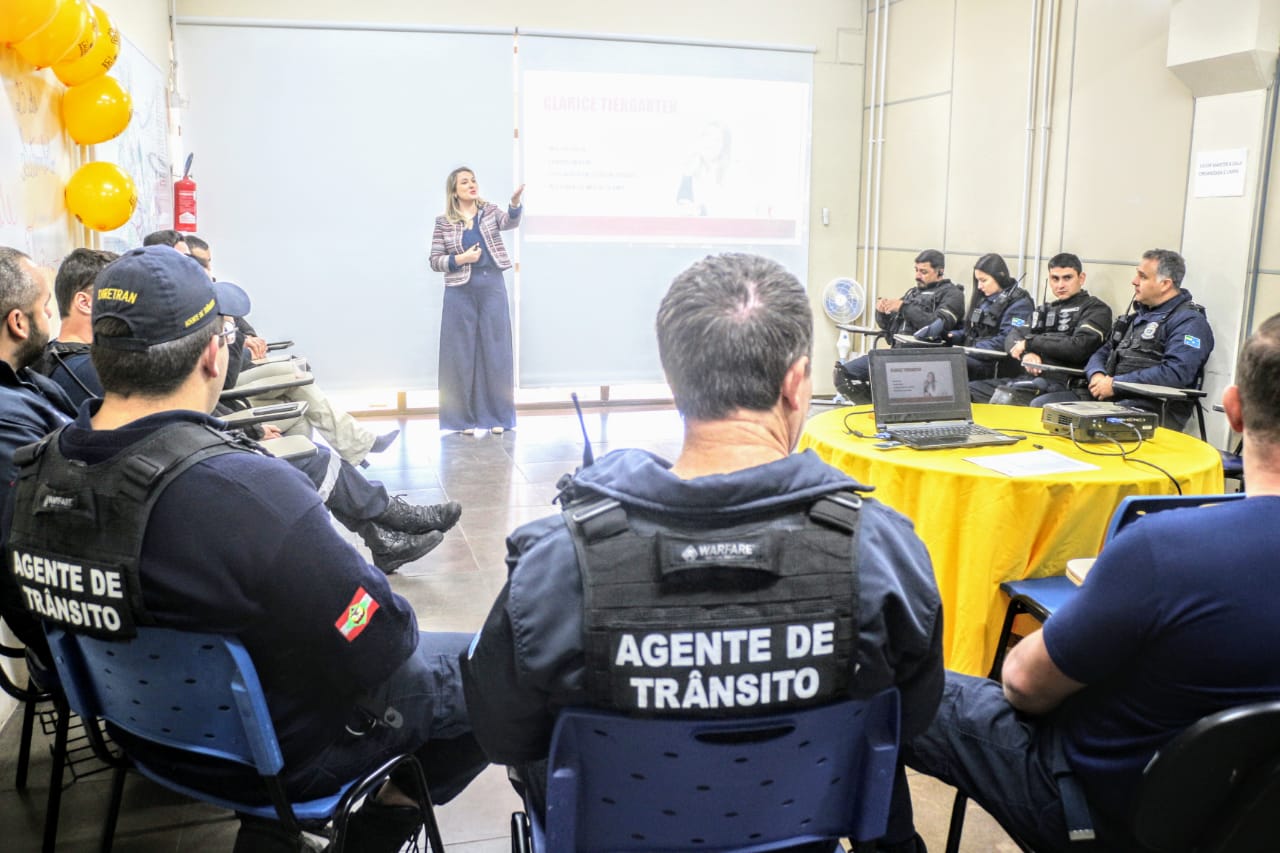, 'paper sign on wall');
1194,148,1247,198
